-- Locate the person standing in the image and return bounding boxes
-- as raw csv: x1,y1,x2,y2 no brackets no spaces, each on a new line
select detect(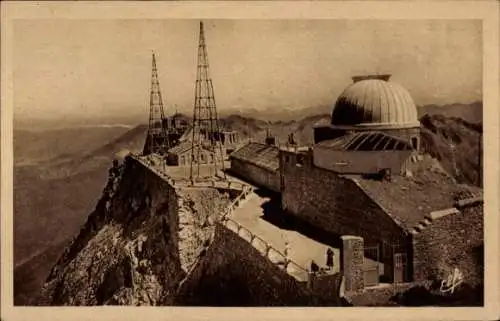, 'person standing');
326,248,334,270
310,260,319,273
